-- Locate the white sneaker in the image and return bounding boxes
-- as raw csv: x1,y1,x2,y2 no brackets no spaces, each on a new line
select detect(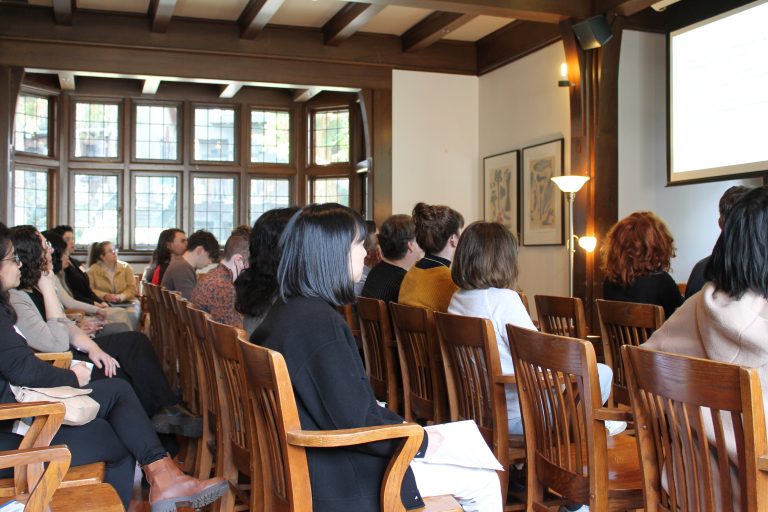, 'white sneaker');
605,420,627,436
